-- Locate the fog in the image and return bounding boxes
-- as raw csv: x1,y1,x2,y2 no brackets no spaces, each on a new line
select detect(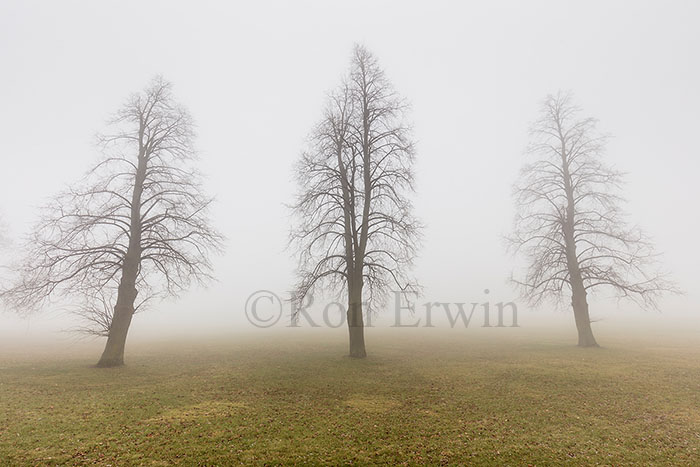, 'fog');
1,0,698,348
